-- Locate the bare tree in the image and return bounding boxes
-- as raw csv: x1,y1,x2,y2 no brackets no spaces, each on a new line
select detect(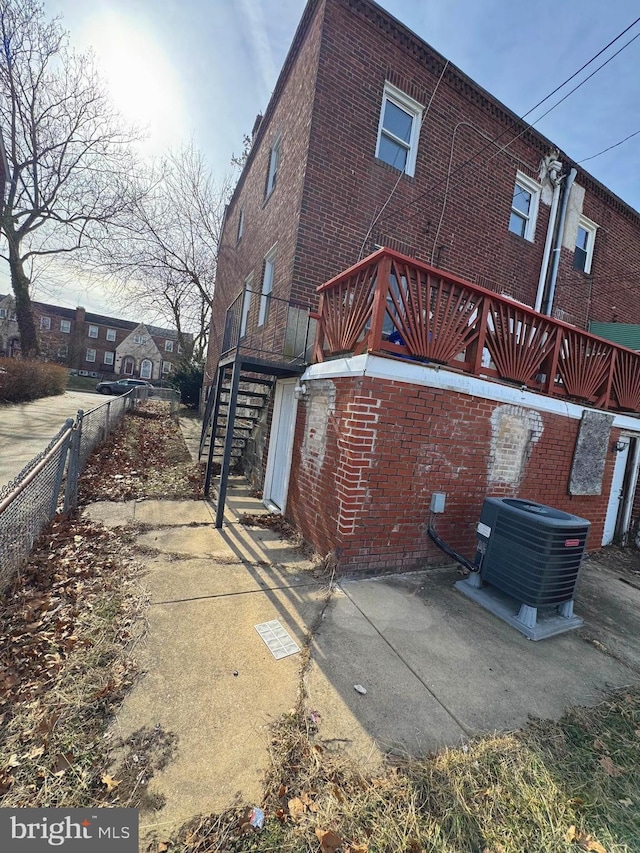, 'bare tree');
96,144,231,363
0,0,141,356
